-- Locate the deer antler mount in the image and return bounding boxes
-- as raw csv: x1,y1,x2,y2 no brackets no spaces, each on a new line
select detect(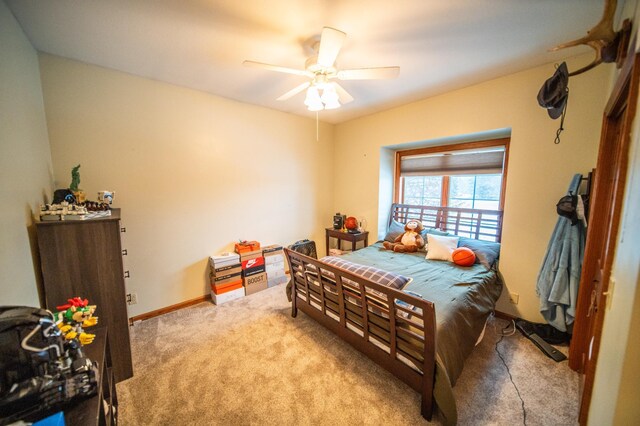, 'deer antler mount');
551,0,631,76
